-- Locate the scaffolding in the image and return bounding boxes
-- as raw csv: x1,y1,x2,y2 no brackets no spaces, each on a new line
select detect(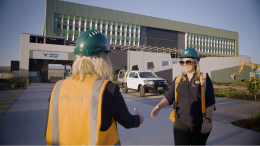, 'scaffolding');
109,43,248,59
